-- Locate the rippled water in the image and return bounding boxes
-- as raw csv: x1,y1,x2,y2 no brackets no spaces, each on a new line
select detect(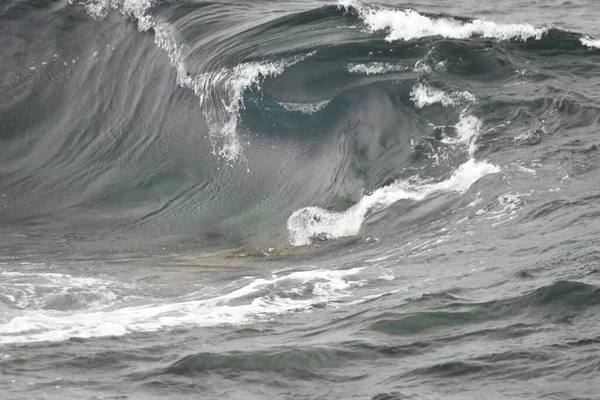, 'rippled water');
1,0,600,398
